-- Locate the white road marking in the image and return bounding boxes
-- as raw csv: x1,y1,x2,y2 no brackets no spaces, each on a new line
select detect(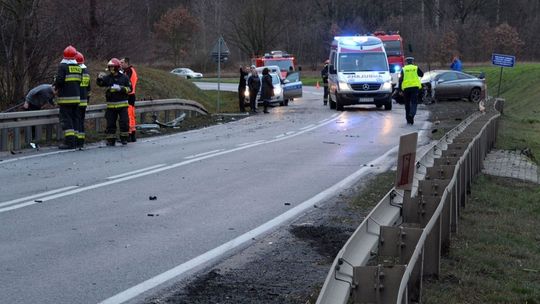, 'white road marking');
184,149,223,159
236,140,266,147
1,114,341,214
0,186,79,208
300,124,315,130
98,143,399,304
0,186,79,213
107,164,167,179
